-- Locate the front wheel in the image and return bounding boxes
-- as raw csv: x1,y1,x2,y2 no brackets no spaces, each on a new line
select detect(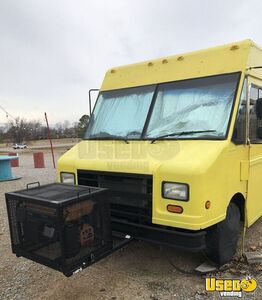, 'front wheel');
205,202,241,266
